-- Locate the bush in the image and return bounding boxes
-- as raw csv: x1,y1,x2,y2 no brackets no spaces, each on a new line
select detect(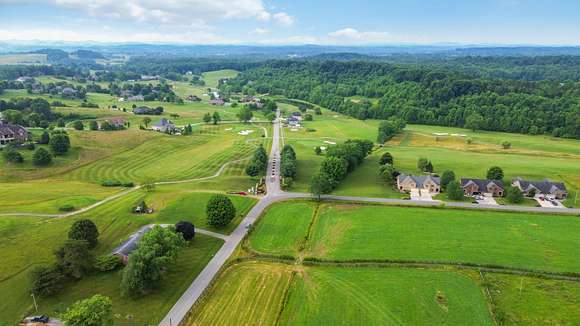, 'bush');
68,219,99,248
379,152,393,165
49,132,70,155
100,180,133,187
206,195,236,227
446,180,464,200
38,131,50,144
62,294,113,326
501,140,512,149
32,148,52,166
94,255,122,272
304,113,313,121
30,265,65,297
506,186,524,204
72,120,84,131
89,120,99,130
59,204,75,212
175,221,196,241
3,148,23,163
54,239,94,279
